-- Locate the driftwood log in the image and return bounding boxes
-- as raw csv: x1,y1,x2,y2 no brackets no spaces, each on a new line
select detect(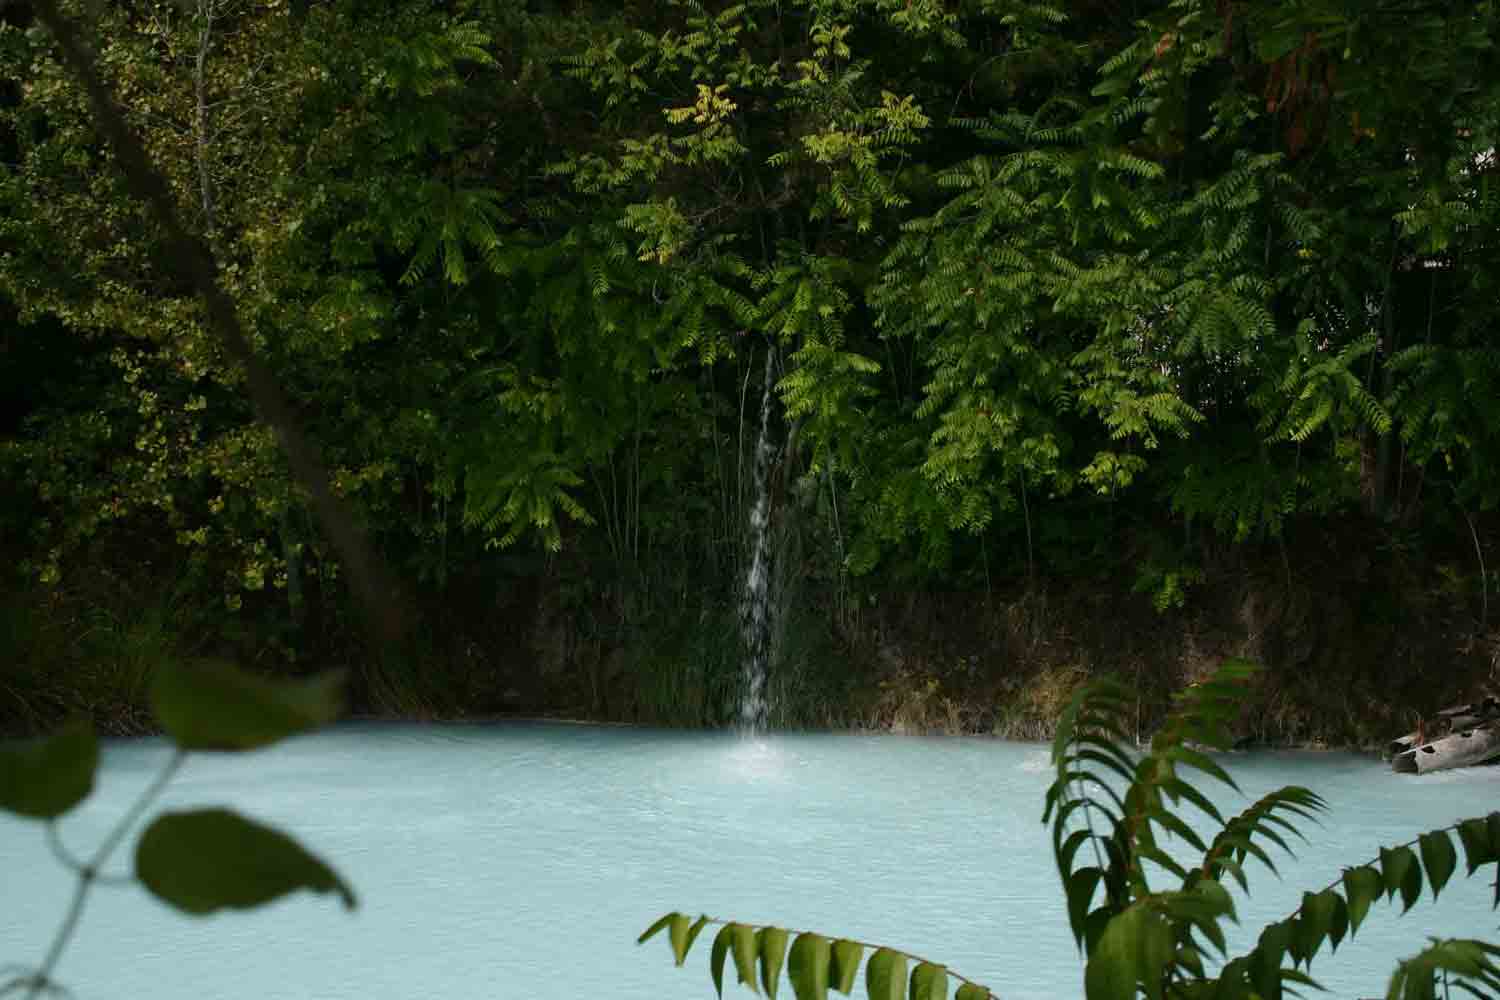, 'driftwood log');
1390,696,1500,774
